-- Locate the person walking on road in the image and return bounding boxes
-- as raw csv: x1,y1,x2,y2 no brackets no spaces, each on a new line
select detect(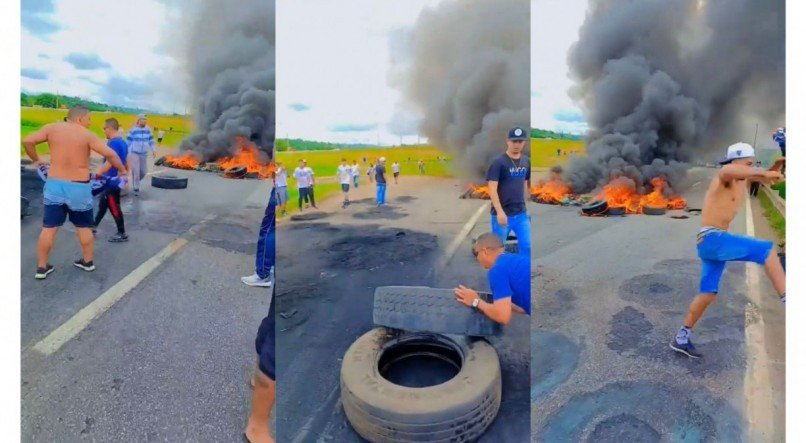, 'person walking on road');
302,160,317,209
293,159,312,210
391,161,401,184
487,126,531,257
274,162,288,216
670,142,785,359
127,113,157,196
242,188,275,287
93,118,130,243
22,106,128,280
337,158,353,208
157,128,165,146
375,157,388,206
454,232,530,325
351,160,360,188
418,159,425,174
367,162,375,183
